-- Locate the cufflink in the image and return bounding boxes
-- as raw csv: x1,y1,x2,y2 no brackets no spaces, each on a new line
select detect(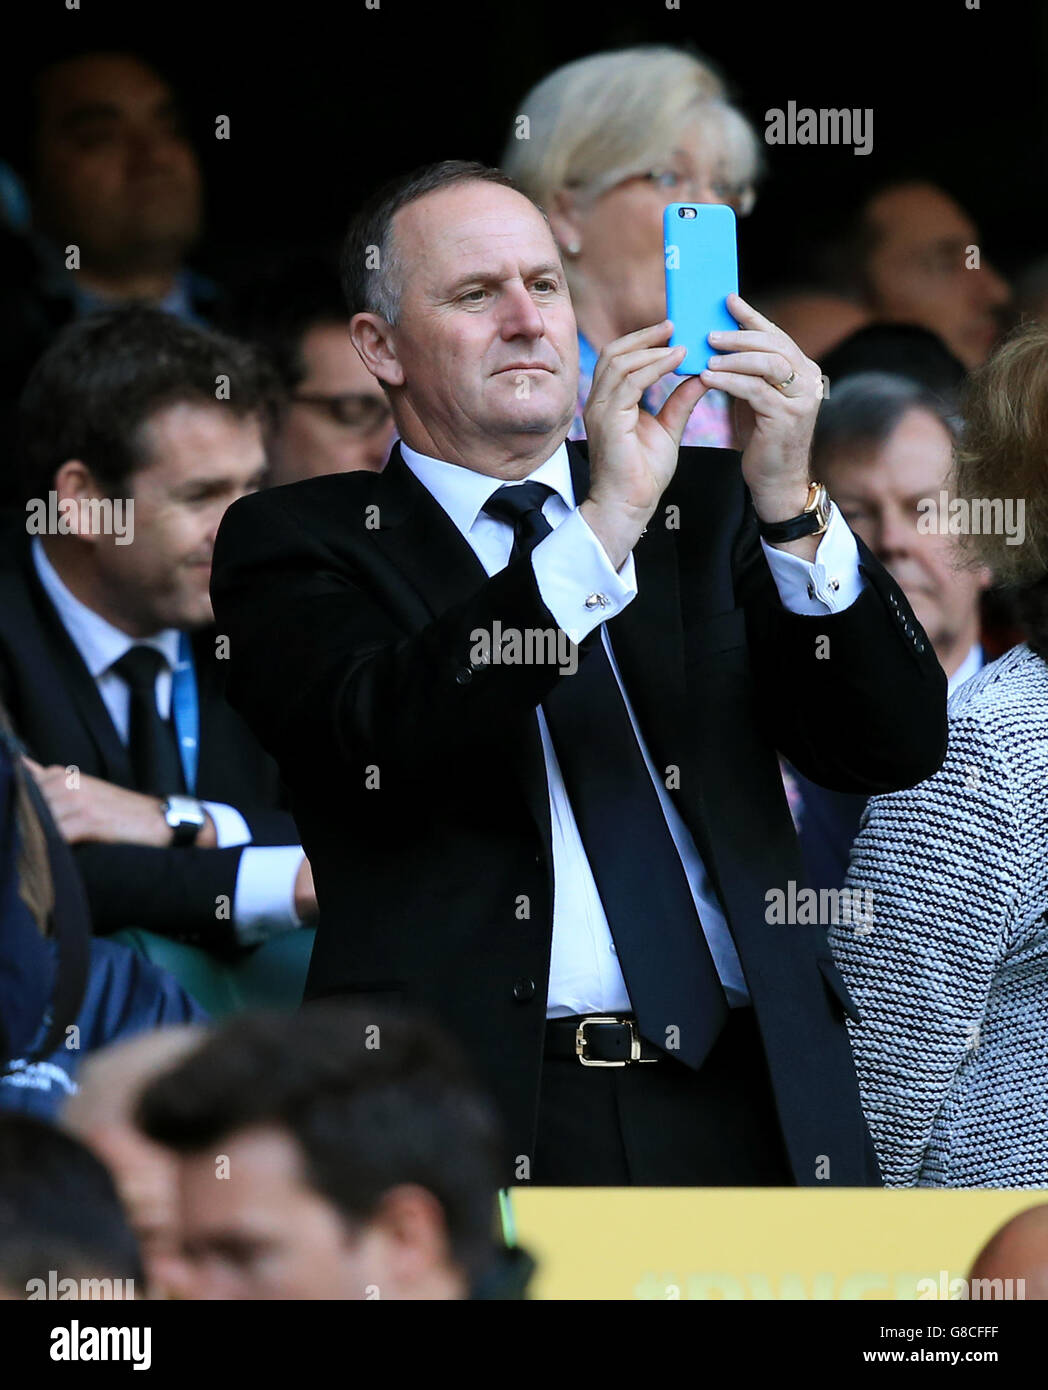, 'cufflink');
584,593,609,610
